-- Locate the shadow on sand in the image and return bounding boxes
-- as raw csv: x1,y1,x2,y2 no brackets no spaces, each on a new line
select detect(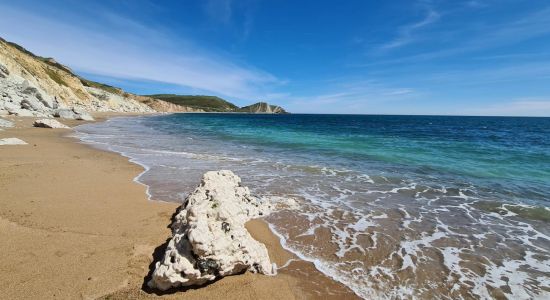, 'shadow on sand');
140,205,228,295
